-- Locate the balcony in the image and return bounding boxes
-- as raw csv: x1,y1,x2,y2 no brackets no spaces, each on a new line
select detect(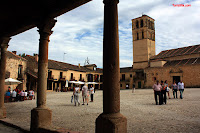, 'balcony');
59,76,66,81
48,75,54,81
17,74,24,81
70,77,75,81
79,78,85,82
